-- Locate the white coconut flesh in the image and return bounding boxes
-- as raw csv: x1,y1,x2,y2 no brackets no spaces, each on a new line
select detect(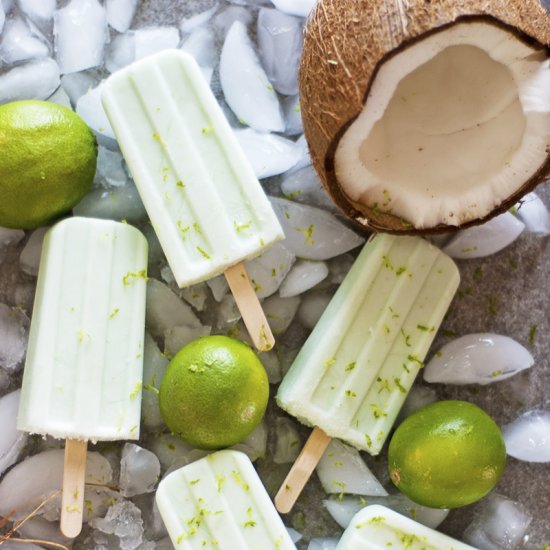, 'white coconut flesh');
335,21,550,228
